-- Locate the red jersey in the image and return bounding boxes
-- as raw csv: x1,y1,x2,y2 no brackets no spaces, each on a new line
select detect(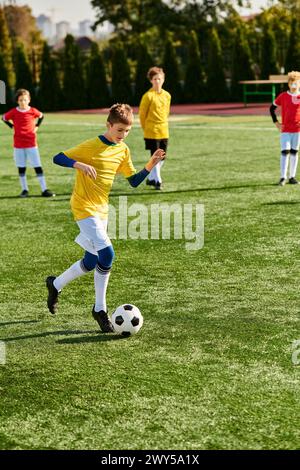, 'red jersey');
3,107,42,148
274,91,300,133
